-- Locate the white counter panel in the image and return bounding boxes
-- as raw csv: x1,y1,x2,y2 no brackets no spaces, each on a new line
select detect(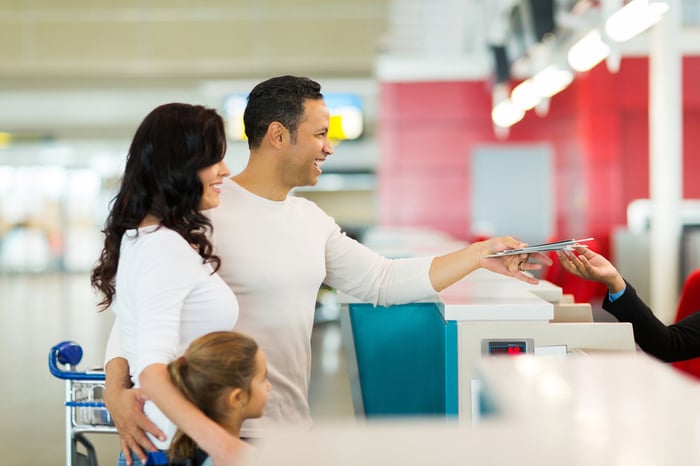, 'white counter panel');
457,321,636,420
439,280,553,321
